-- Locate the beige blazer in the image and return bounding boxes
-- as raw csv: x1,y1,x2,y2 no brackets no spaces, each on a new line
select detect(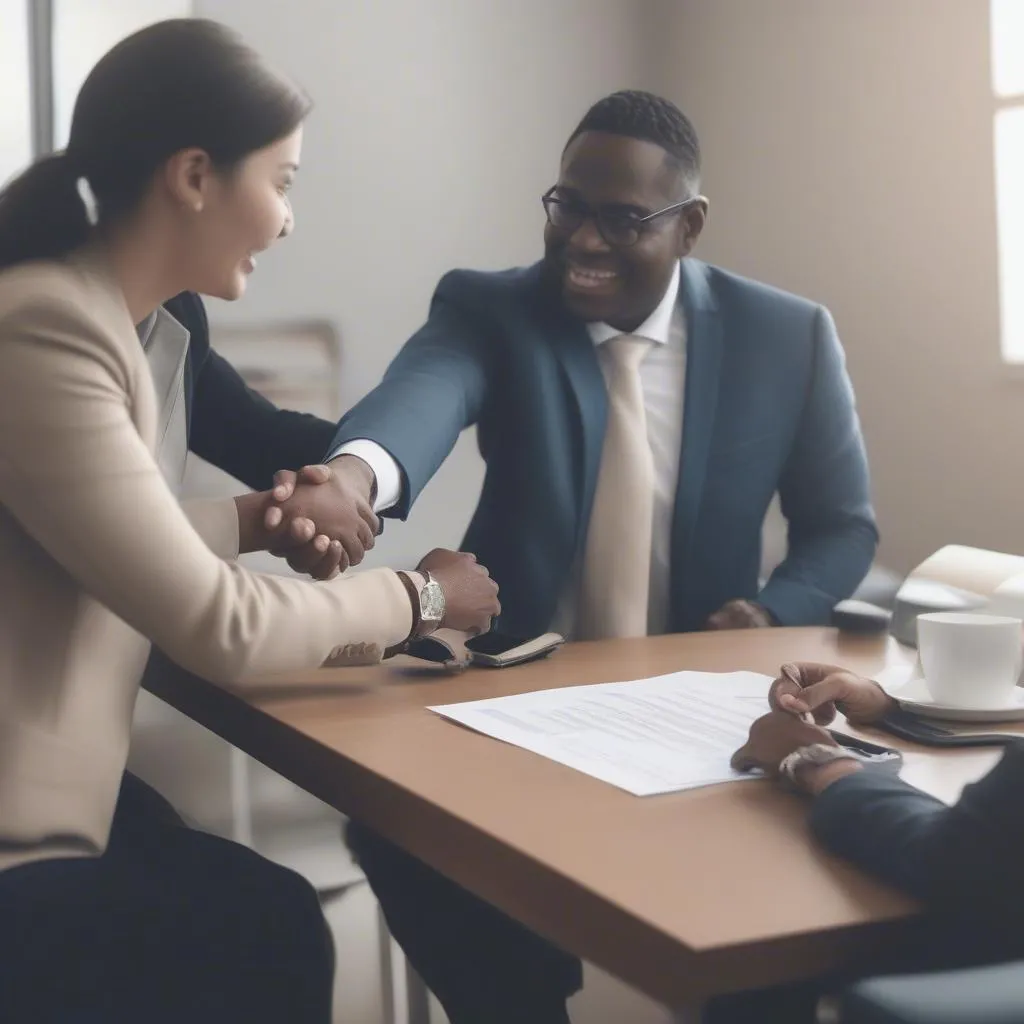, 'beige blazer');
0,253,412,871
